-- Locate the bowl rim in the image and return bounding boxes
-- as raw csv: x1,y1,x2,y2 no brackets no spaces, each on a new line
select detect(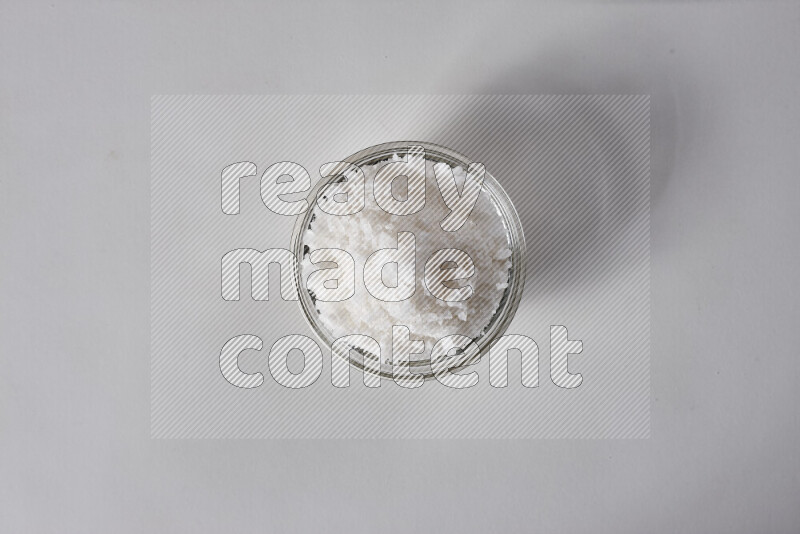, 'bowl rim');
290,141,527,381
